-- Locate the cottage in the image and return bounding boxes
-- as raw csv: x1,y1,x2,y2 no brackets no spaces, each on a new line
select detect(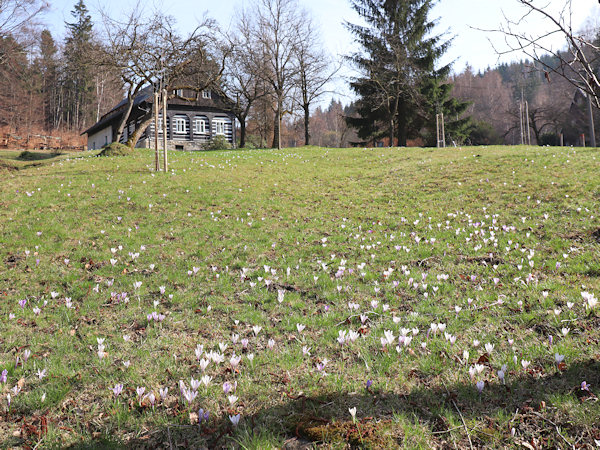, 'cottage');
83,86,236,151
